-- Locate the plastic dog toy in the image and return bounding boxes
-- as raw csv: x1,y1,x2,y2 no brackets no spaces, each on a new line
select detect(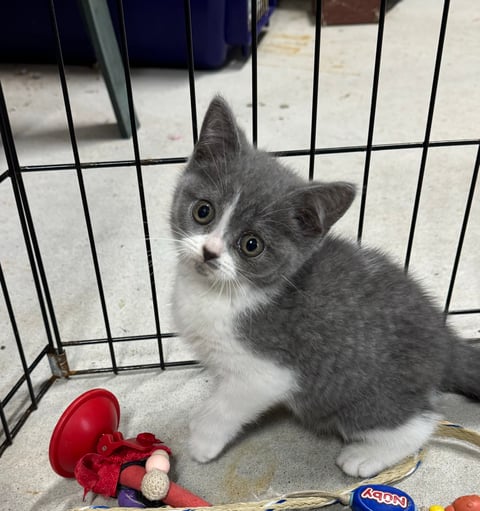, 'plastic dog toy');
49,388,210,508
431,495,480,511
339,485,480,511
349,485,415,511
